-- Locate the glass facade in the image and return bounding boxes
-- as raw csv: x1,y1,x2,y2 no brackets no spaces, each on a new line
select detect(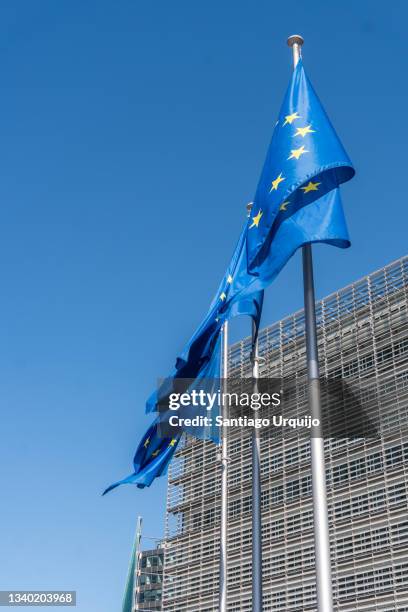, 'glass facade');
163,255,408,611
137,547,164,611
